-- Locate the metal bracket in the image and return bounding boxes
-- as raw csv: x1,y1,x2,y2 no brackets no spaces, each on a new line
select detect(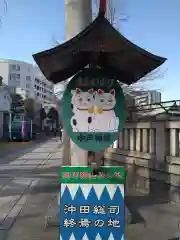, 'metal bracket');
88,151,104,175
